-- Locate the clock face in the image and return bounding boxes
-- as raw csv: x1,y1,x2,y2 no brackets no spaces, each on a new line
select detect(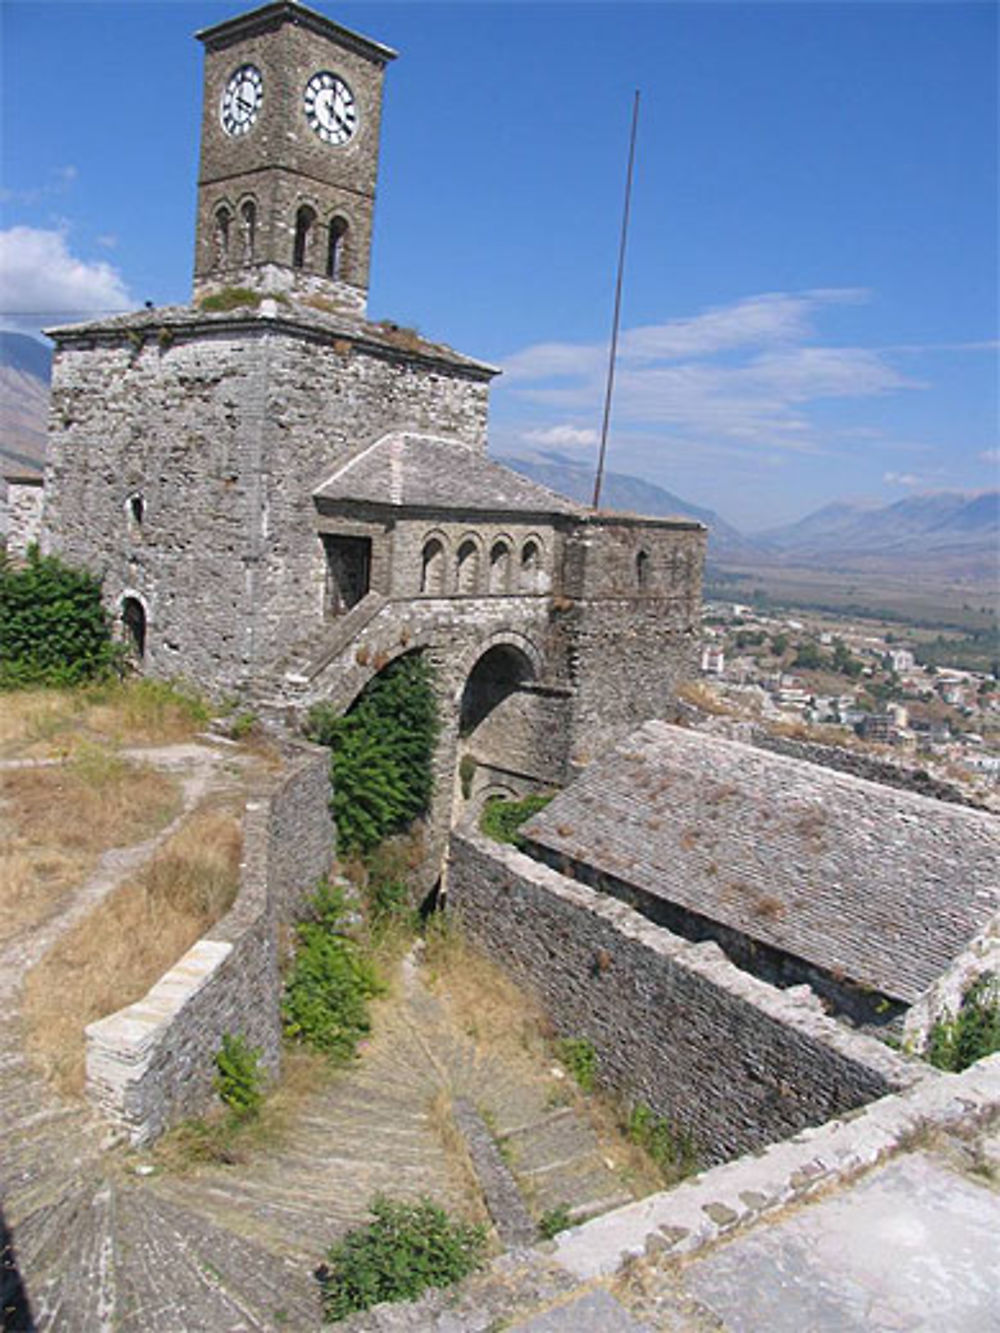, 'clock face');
221,64,263,136
304,71,358,145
